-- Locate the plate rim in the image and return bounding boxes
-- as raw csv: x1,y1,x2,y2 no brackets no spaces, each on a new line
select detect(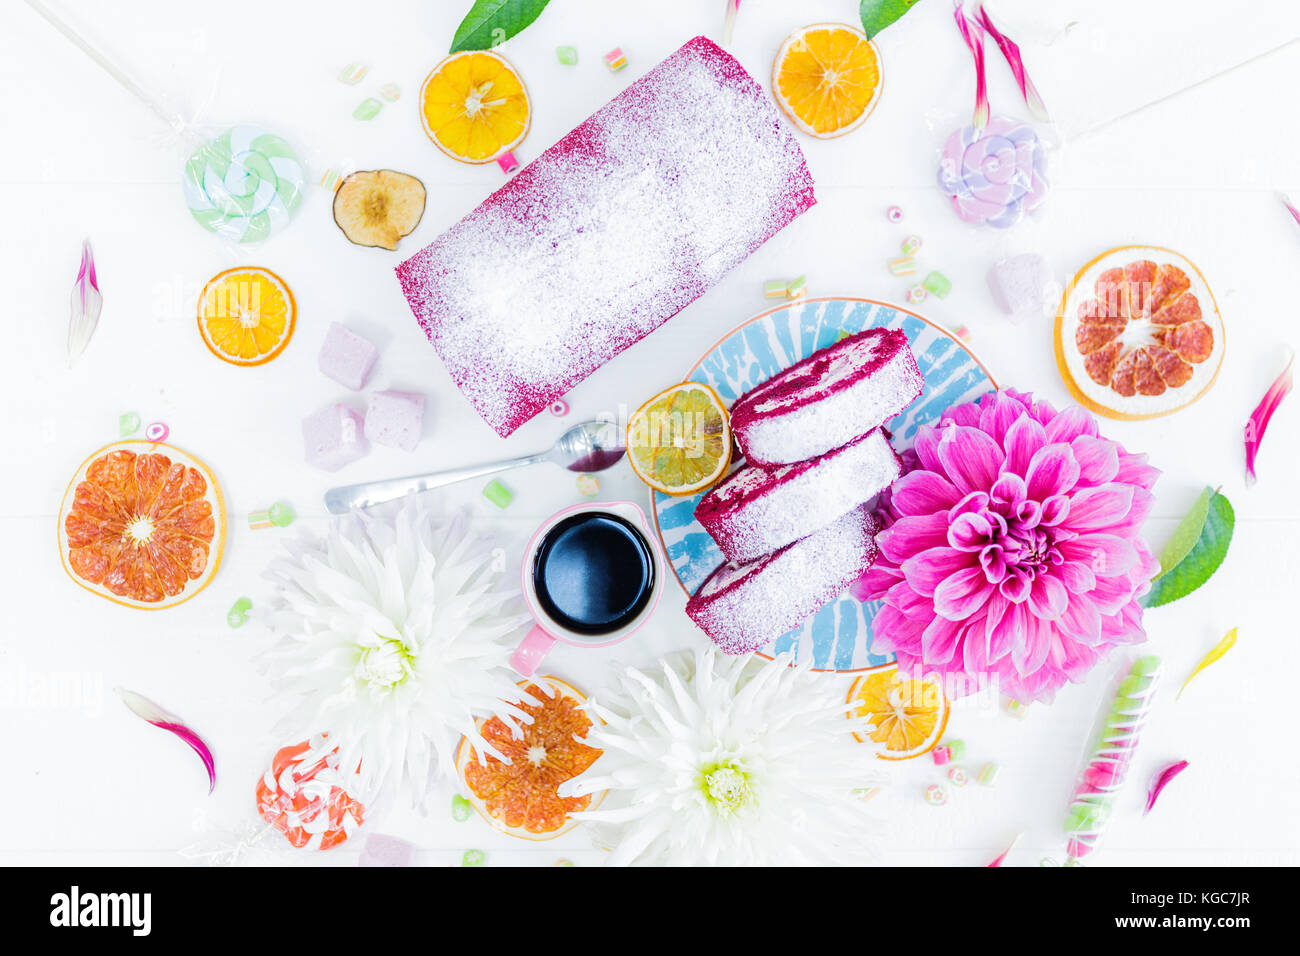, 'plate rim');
650,295,999,673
